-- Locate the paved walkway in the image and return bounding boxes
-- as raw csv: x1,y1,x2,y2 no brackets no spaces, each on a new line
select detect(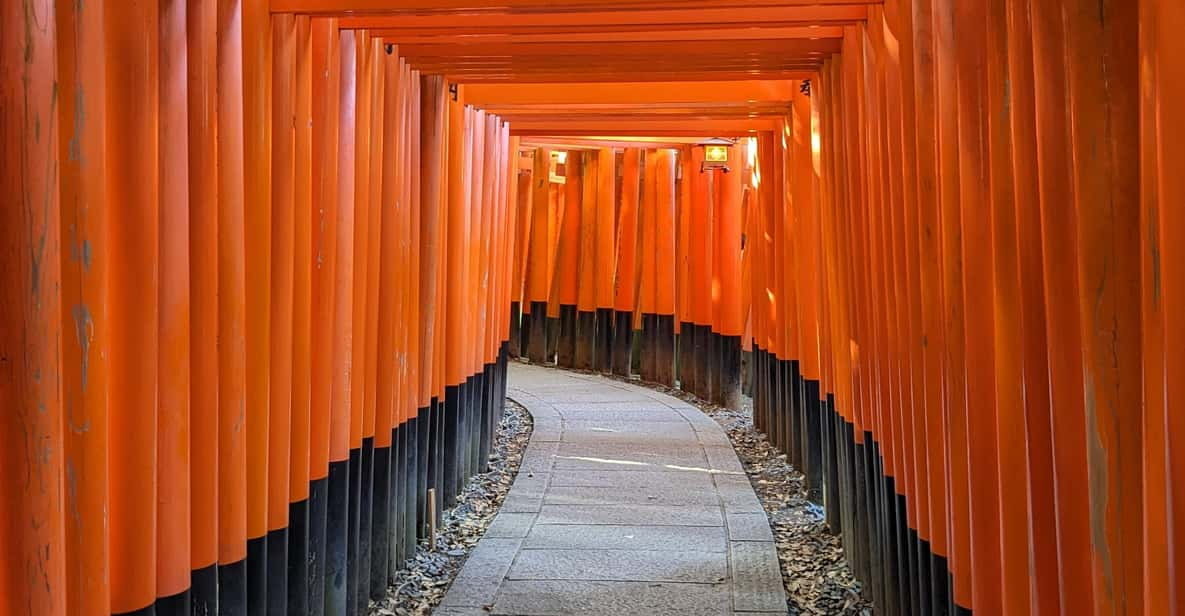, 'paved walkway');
437,363,786,616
